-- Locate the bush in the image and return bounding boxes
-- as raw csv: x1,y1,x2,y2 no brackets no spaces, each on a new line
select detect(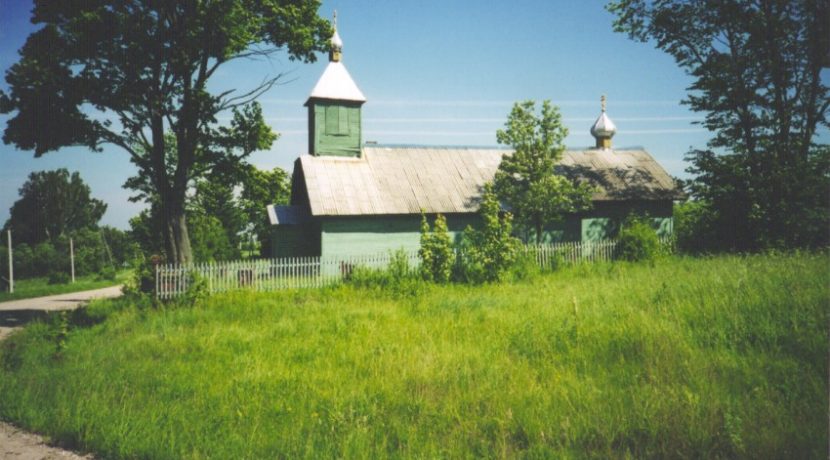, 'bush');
418,213,453,283
346,249,423,297
47,271,70,285
617,216,660,262
455,184,521,283
96,266,117,281
122,255,161,299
